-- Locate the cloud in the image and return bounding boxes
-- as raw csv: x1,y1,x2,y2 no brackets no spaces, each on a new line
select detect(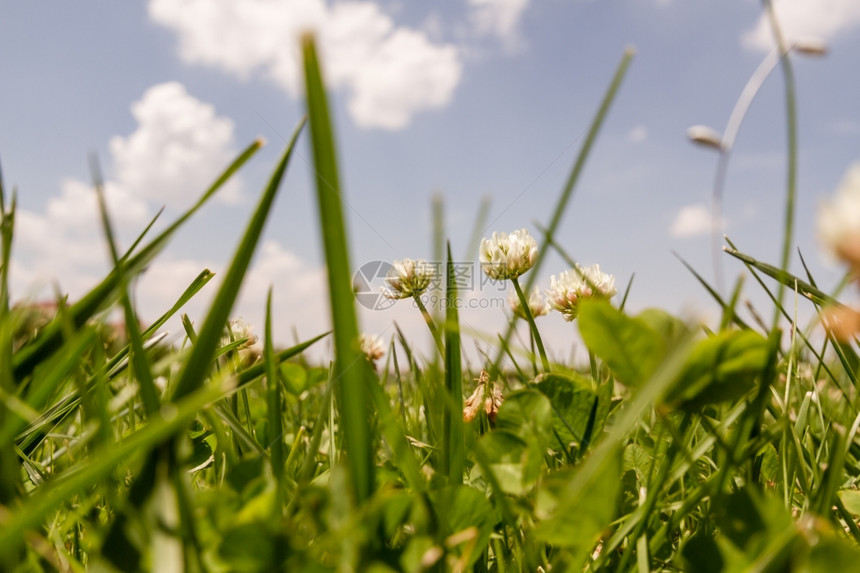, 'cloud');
148,0,463,130
132,241,332,352
831,120,860,135
11,82,241,300
467,0,530,49
742,0,860,51
109,82,240,206
670,203,724,238
627,124,648,143
13,179,152,296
